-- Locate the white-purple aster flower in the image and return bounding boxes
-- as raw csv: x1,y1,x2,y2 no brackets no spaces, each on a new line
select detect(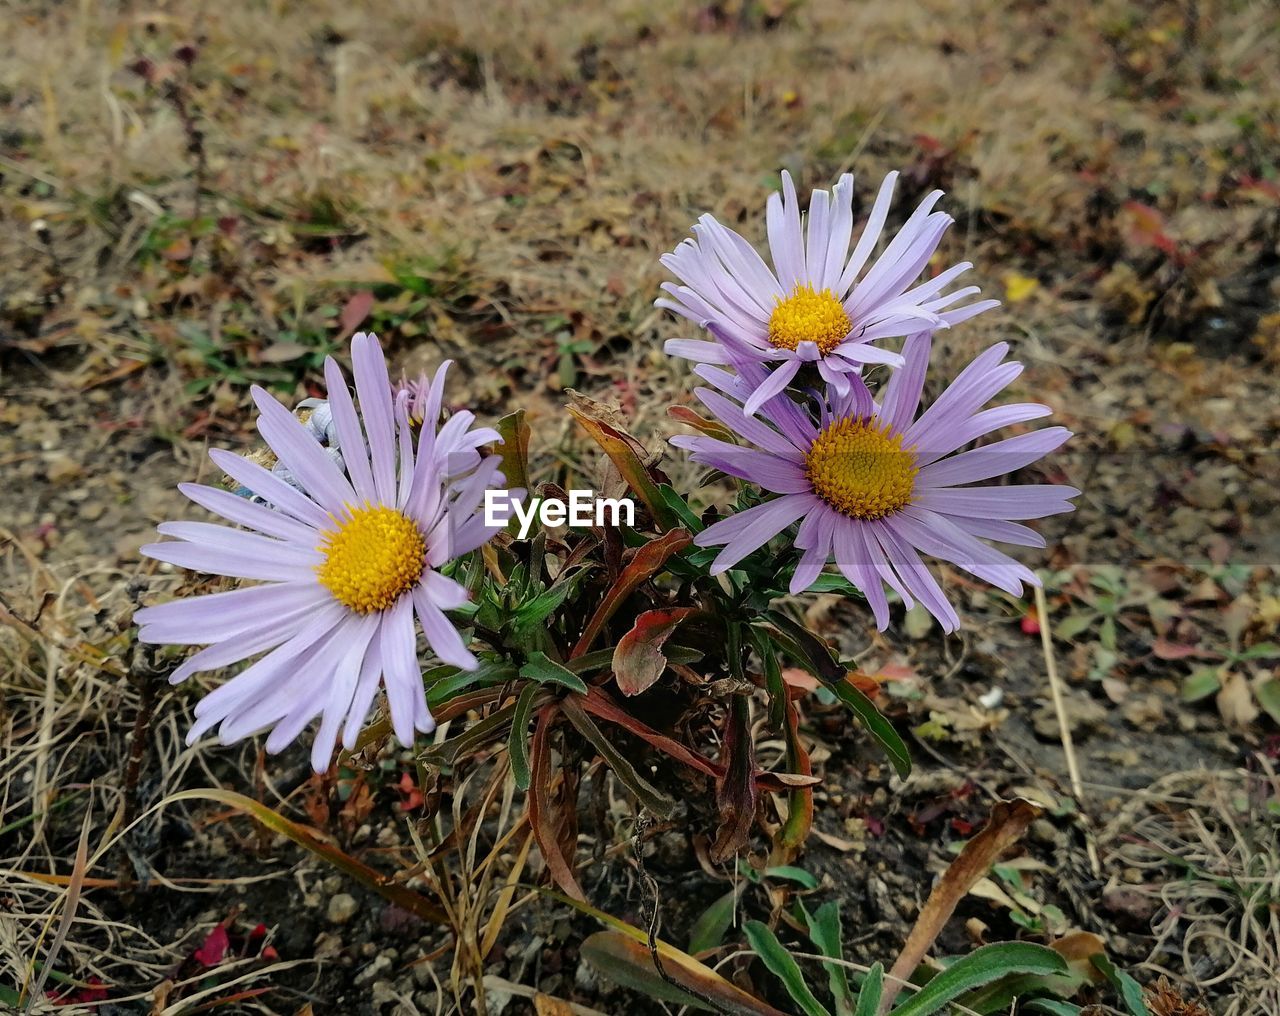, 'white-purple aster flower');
136,333,515,771
672,331,1077,632
658,170,1000,416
